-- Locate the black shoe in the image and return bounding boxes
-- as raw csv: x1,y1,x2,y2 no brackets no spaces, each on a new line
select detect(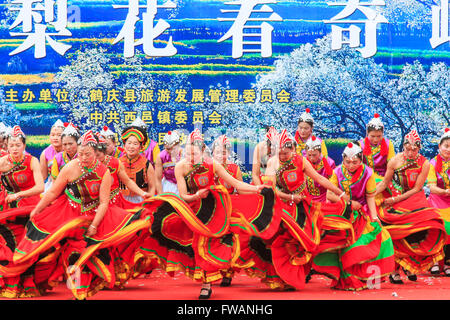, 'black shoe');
199,287,212,300
407,274,417,281
444,267,450,277
283,285,296,291
430,265,440,275
305,273,312,284
220,277,232,287
403,268,417,281
389,274,404,284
